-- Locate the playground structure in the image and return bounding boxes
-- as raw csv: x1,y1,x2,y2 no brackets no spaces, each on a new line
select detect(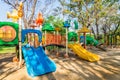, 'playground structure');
78,26,91,48
68,43,100,62
44,33,66,46
0,22,19,59
80,36,99,46
0,1,101,77
0,22,18,45
39,31,100,62
80,35,107,51
4,2,57,77
0,20,101,77
22,29,56,77
38,24,100,62
0,22,57,77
